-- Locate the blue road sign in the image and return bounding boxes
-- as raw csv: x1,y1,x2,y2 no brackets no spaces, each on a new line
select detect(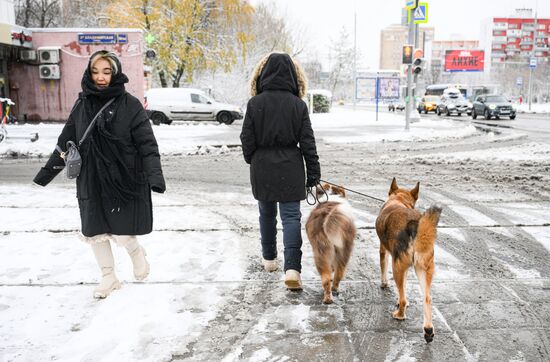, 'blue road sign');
78,34,117,44
529,57,537,69
408,3,428,23
516,77,523,86
117,34,128,43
